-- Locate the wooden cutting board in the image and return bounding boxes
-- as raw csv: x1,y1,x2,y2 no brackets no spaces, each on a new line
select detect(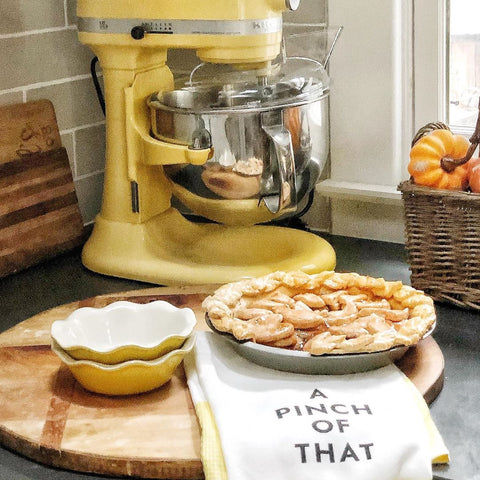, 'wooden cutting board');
0,286,445,479
0,100,85,277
